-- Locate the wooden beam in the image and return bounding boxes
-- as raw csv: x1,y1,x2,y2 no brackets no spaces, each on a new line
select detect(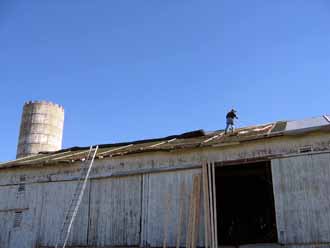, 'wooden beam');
146,138,177,148
191,174,201,248
202,162,210,248
208,162,215,248
96,144,133,156
212,162,218,248
163,191,171,248
0,207,29,213
186,189,194,248
176,181,186,248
